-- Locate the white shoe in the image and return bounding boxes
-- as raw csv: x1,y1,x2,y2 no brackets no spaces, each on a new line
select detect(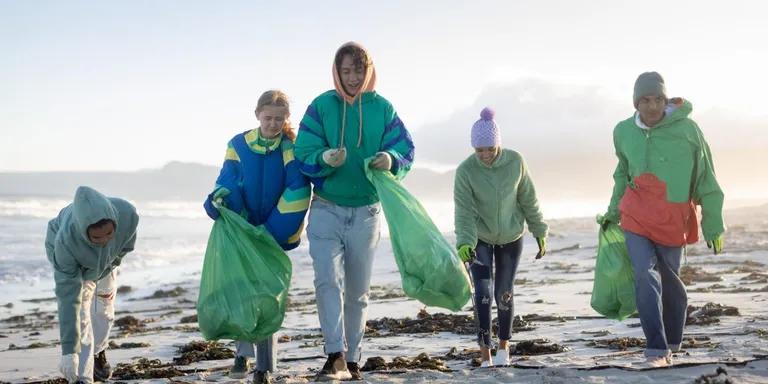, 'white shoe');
493,349,510,366
643,356,670,368
480,360,494,368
